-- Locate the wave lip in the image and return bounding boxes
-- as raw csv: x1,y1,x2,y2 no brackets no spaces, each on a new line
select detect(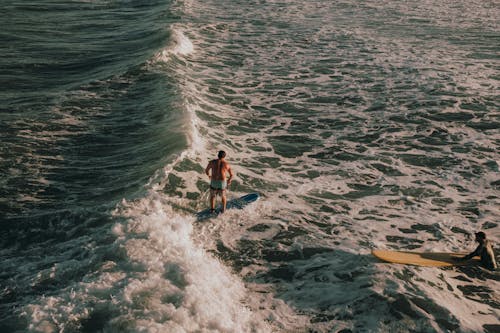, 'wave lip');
154,28,195,63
